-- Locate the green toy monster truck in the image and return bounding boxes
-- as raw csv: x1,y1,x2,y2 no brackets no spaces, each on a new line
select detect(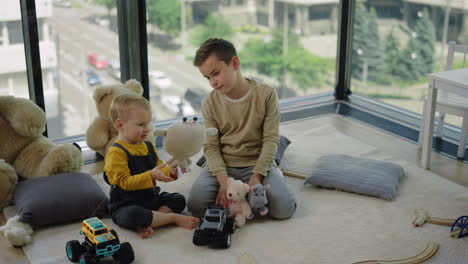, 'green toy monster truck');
65,217,134,264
